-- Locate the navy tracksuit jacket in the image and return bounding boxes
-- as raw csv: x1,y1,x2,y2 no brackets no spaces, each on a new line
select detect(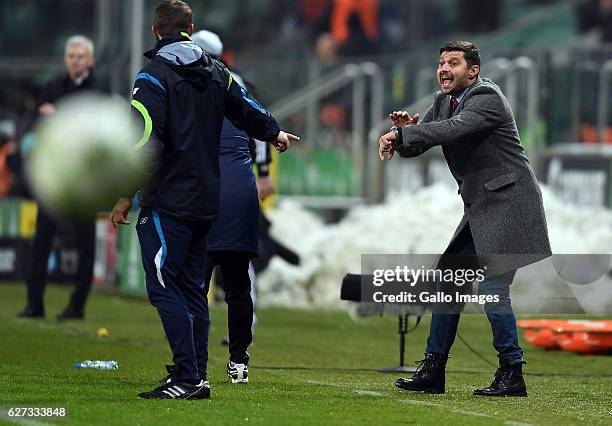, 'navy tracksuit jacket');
206,118,259,255
130,34,279,381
